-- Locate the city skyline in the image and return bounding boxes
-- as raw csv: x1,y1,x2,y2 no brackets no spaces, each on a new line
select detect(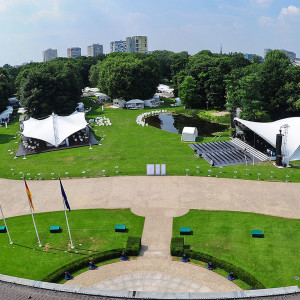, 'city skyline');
0,0,299,66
